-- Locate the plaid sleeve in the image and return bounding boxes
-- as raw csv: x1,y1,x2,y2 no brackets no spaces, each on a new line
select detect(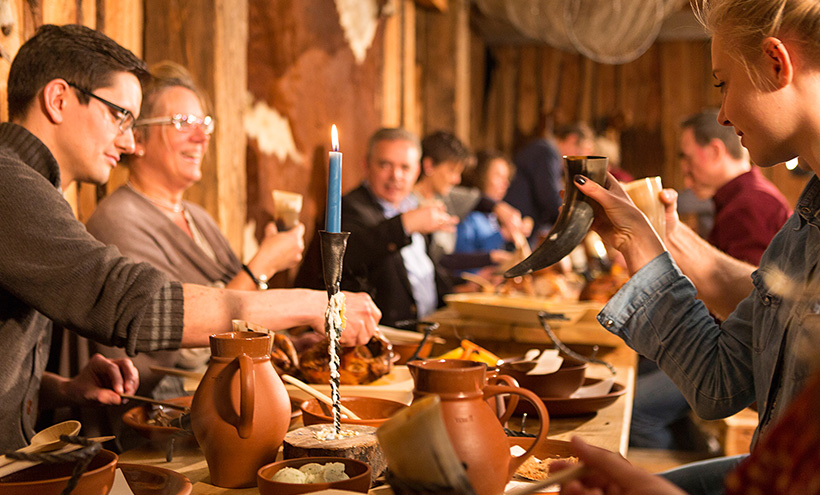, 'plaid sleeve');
125,281,185,355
